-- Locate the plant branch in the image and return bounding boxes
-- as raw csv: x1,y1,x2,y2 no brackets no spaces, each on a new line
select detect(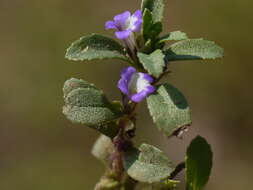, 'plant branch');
169,162,185,179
